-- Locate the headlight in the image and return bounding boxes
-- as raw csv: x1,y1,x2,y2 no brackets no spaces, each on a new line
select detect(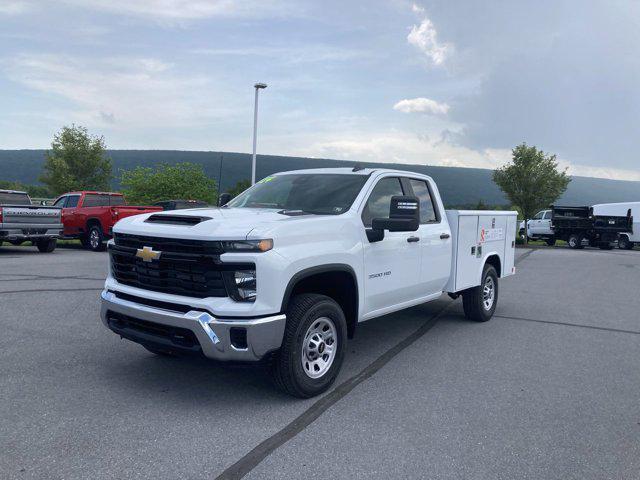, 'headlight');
222,239,273,252
225,270,257,302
